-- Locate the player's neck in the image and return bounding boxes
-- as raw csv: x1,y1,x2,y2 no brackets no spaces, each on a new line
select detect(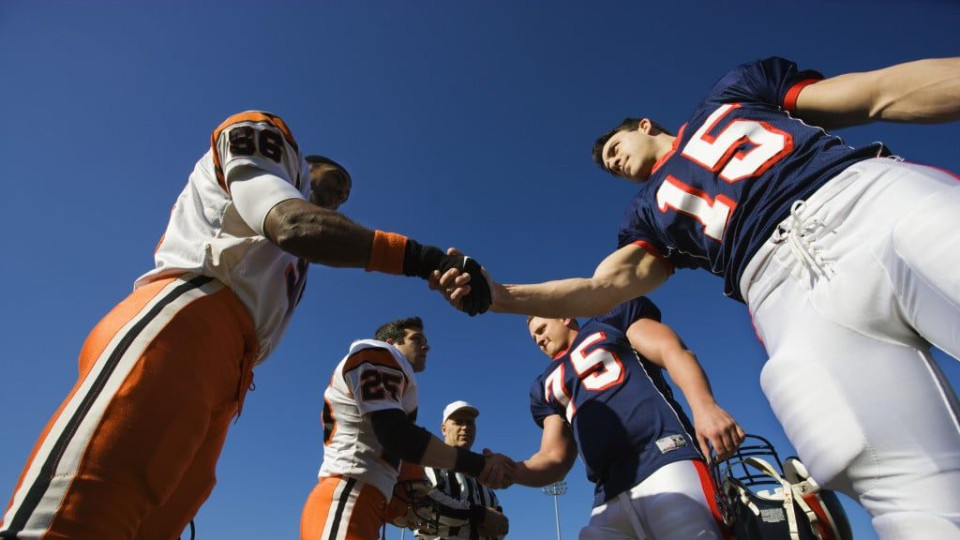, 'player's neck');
654,134,677,161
